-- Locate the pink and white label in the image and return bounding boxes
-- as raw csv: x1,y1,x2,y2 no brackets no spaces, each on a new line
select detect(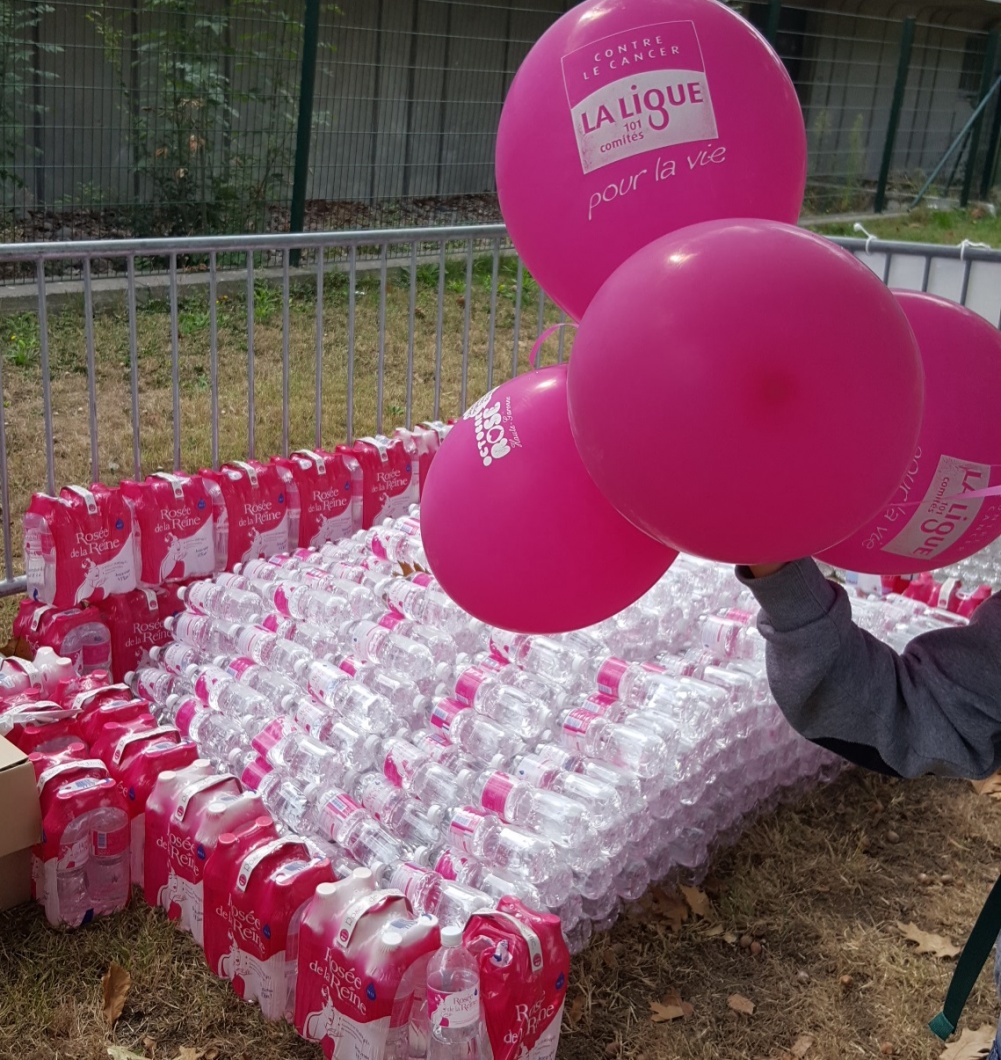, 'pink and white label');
320,792,362,824
596,657,629,697
562,21,718,174
455,667,488,707
93,825,129,857
429,700,463,734
448,808,487,856
515,757,558,788
433,851,465,880
586,694,617,716
226,656,256,679
479,772,515,816
251,717,296,756
428,984,481,1031
562,709,597,748
881,454,992,561
382,743,422,788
